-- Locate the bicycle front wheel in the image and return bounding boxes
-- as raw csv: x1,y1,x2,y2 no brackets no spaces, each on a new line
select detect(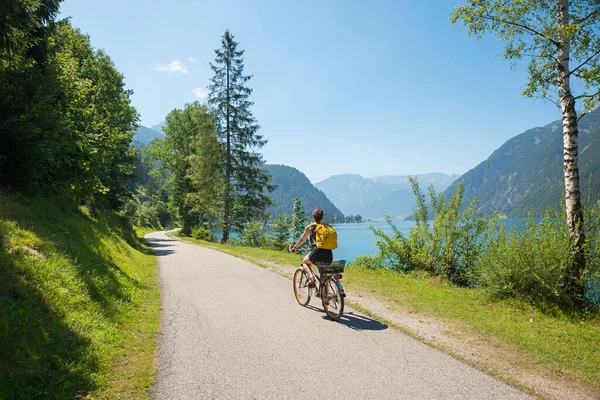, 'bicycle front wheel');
293,268,311,306
321,278,344,320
